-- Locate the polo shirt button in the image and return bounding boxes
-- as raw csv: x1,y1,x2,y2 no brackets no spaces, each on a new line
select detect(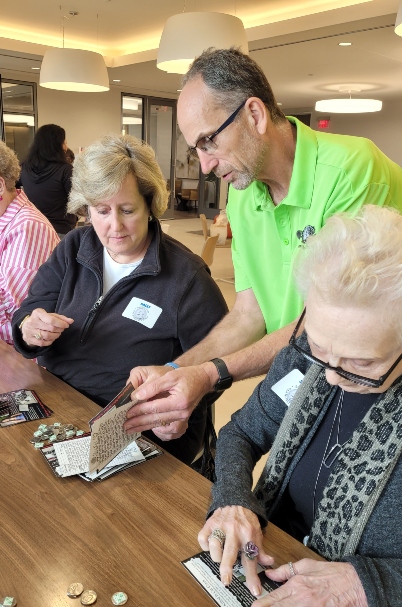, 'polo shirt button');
283,238,289,245
280,220,286,226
